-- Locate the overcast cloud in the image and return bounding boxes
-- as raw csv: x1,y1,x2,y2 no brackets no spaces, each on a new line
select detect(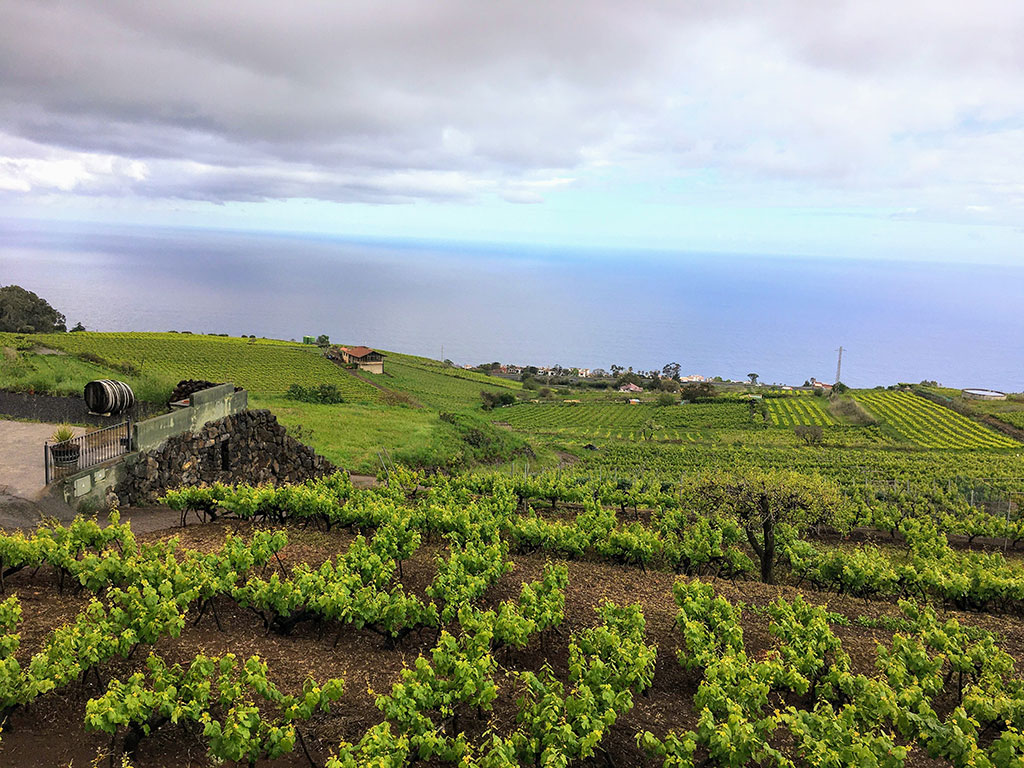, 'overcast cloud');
2,1,1023,228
